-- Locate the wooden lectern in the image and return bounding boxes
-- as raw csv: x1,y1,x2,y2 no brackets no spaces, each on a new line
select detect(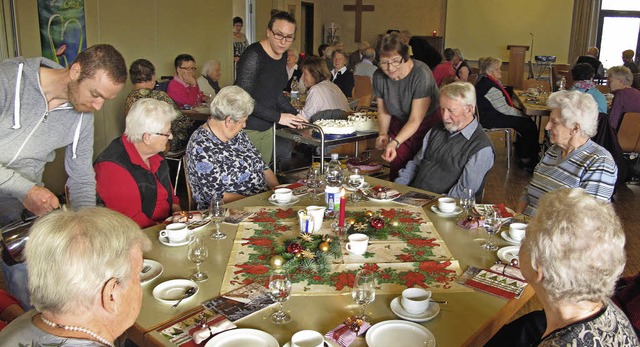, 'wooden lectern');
506,45,529,90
